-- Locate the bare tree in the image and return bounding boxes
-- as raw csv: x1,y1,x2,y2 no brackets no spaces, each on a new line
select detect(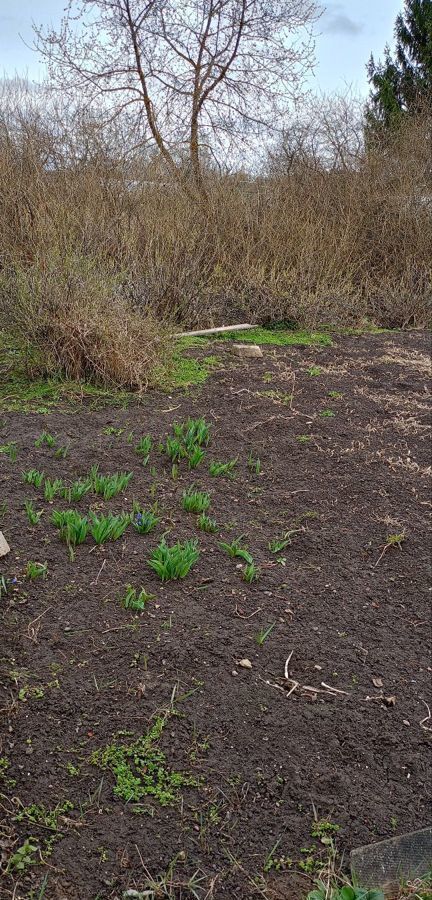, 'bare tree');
268,90,364,175
34,0,318,197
